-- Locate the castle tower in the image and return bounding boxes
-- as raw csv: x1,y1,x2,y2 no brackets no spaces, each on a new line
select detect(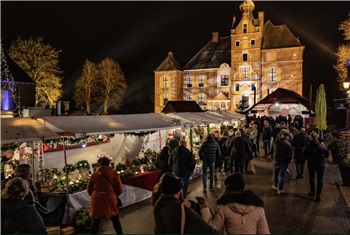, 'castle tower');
154,52,183,113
